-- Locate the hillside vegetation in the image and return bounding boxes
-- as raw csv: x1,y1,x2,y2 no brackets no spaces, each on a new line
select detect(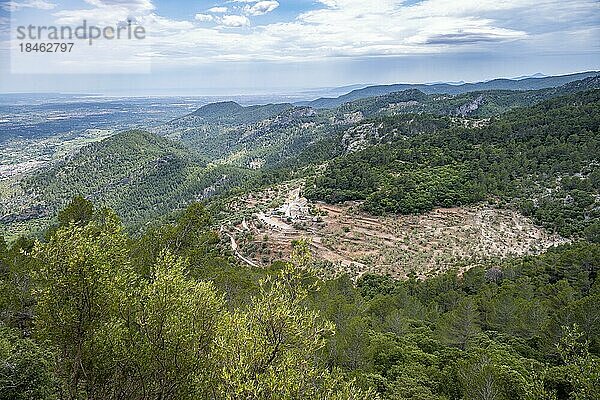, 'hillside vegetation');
0,76,599,242
152,76,600,170
0,130,251,235
0,199,598,399
2,77,599,241
307,90,600,240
